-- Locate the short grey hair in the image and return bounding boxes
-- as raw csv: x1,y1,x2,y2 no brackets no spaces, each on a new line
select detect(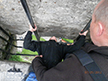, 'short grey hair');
94,0,108,28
